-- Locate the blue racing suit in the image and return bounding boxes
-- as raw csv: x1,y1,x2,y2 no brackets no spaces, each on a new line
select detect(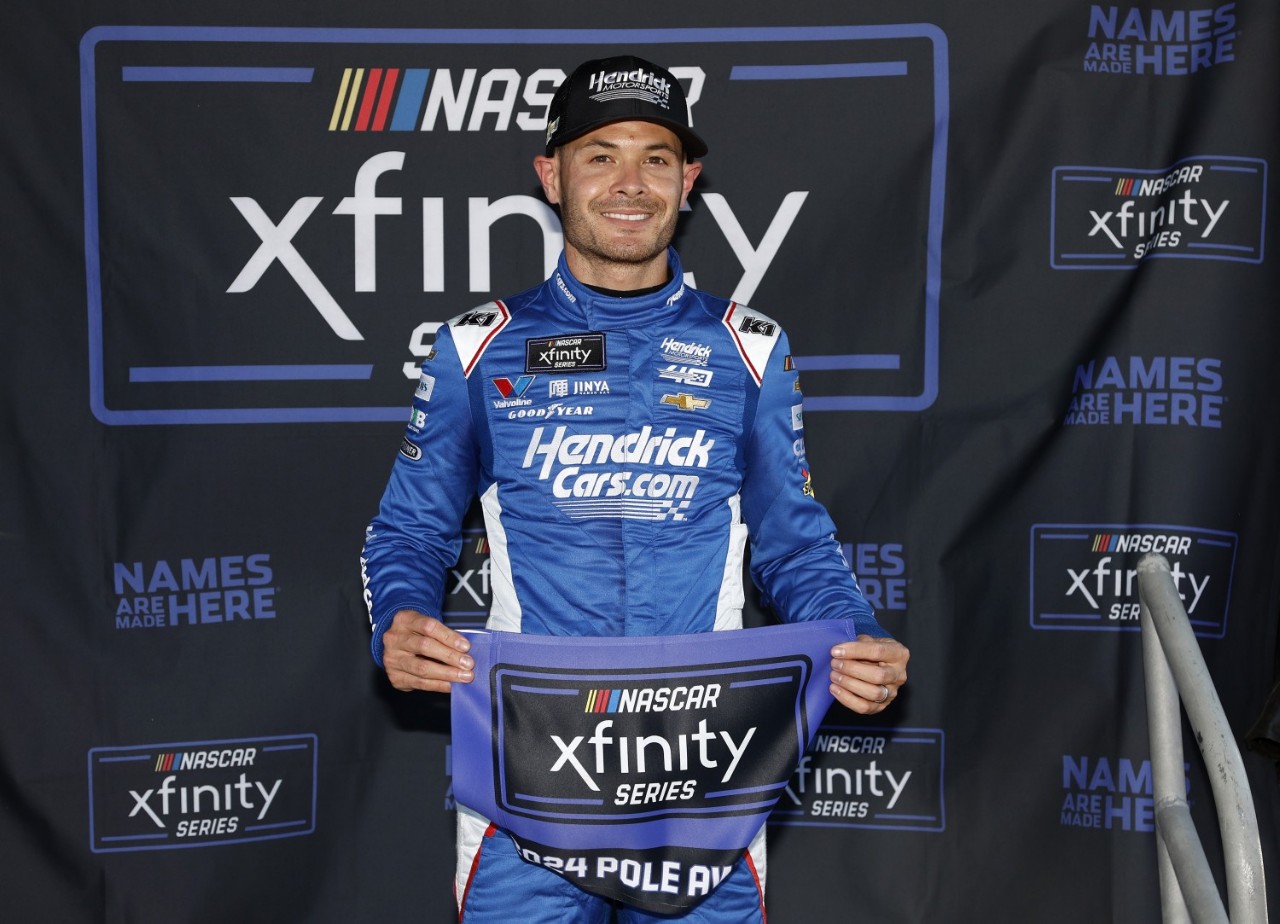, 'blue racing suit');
361,247,886,922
